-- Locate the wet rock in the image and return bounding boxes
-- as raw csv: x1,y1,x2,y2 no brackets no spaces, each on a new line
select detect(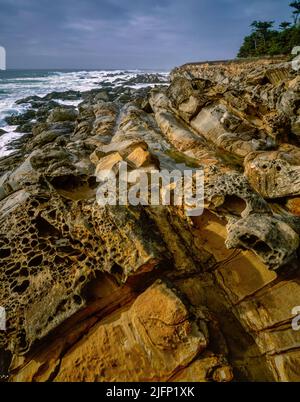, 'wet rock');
47,107,78,123
42,90,82,101
35,101,61,120
6,133,33,152
16,122,35,133
124,73,168,85
93,91,109,102
27,128,71,151
5,110,36,126
15,95,42,105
